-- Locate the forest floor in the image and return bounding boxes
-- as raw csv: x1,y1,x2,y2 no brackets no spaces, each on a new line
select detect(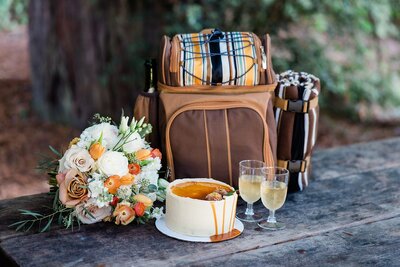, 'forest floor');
0,27,399,200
